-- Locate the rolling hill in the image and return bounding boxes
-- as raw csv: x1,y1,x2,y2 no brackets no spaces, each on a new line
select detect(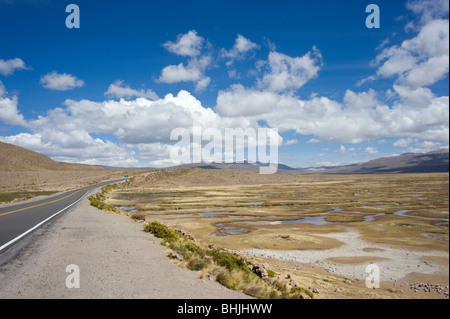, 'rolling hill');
303,148,449,174
0,141,105,172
